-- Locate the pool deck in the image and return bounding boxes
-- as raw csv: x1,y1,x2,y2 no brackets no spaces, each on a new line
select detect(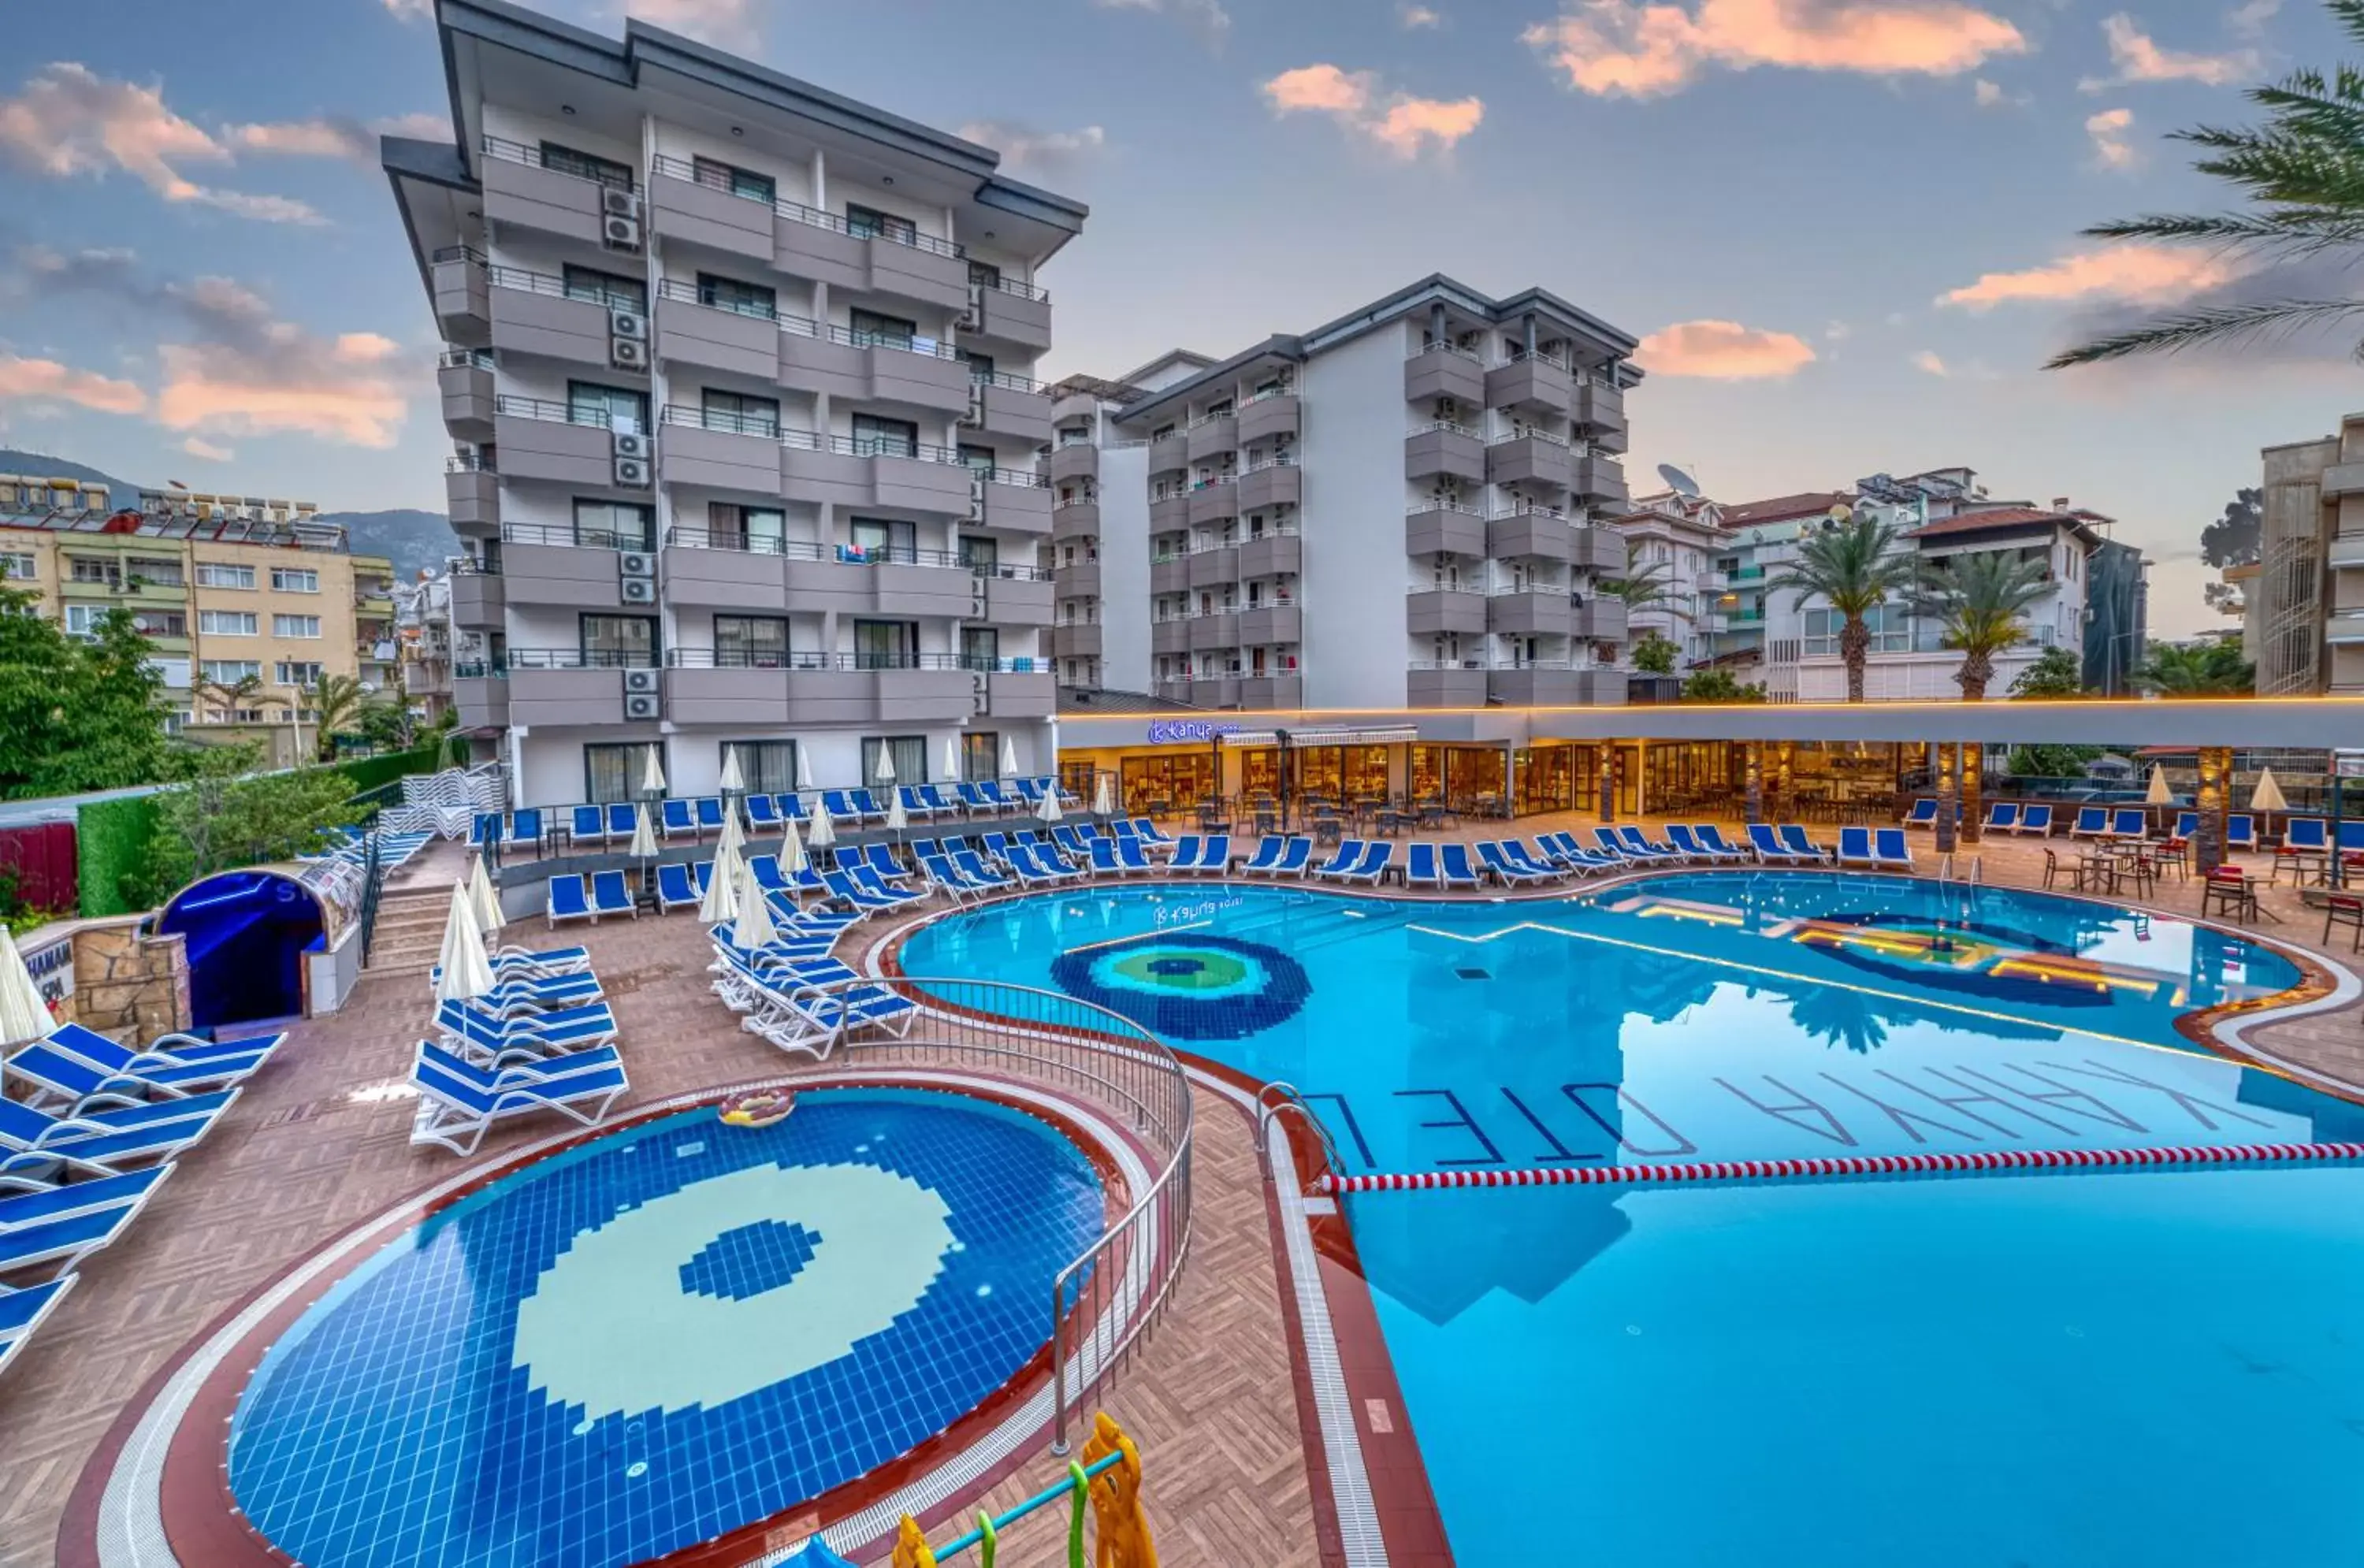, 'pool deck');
4,813,2359,1568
